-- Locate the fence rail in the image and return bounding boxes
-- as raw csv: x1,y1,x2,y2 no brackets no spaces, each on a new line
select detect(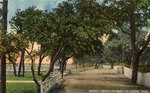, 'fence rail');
40,72,62,93
70,67,94,73
40,66,94,93
6,65,49,75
